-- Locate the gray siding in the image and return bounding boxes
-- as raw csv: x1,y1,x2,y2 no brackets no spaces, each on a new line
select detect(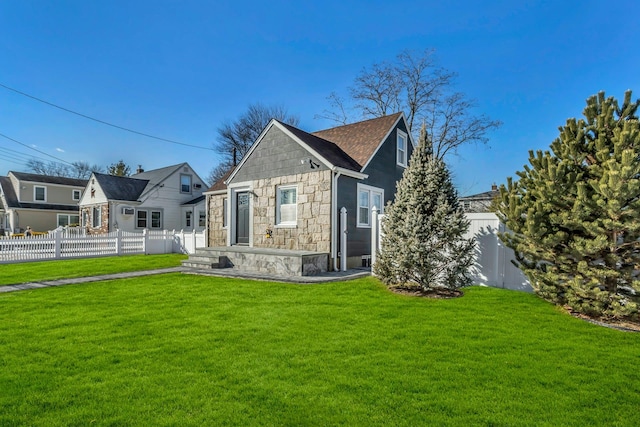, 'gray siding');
337,122,414,257
230,125,328,184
